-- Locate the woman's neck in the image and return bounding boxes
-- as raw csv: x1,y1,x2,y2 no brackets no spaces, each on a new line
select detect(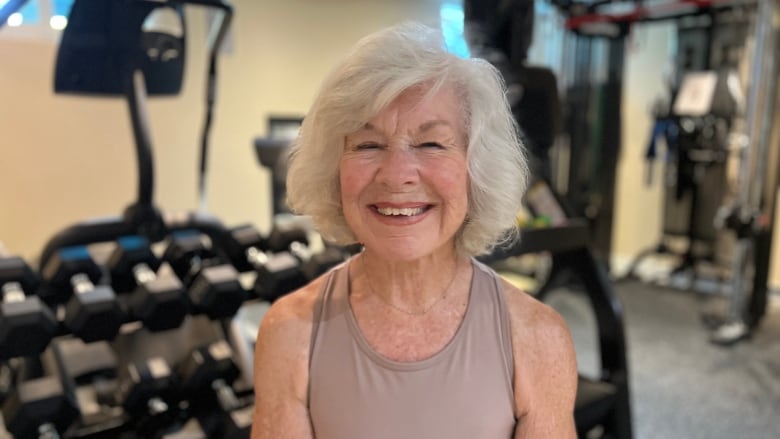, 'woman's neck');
355,248,467,315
